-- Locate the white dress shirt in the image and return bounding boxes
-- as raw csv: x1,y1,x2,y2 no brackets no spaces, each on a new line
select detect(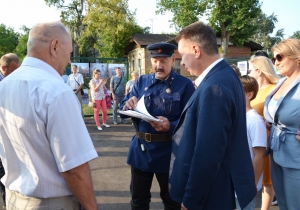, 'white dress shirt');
194,58,223,87
0,57,98,198
67,72,84,90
